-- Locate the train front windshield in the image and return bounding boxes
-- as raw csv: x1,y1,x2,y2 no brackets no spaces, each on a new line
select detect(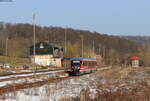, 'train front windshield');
71,61,80,67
